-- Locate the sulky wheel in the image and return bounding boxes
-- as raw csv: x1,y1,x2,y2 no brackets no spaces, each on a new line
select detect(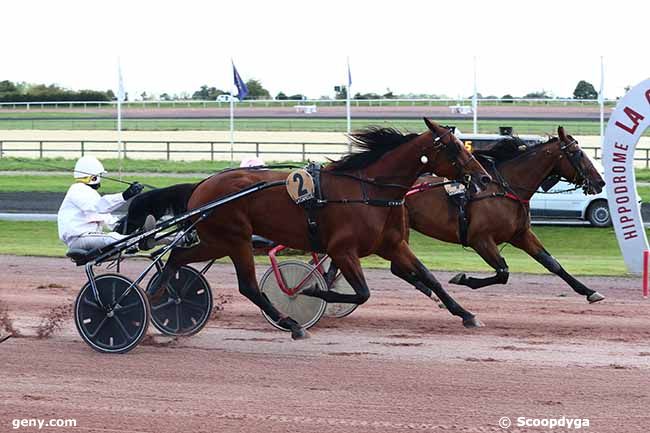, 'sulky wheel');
74,274,149,354
259,260,327,331
318,257,359,318
147,265,213,336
